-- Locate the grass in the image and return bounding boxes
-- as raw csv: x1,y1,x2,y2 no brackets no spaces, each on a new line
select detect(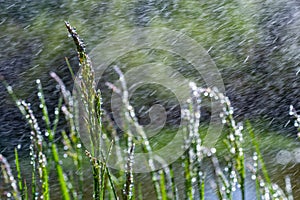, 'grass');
0,22,298,200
